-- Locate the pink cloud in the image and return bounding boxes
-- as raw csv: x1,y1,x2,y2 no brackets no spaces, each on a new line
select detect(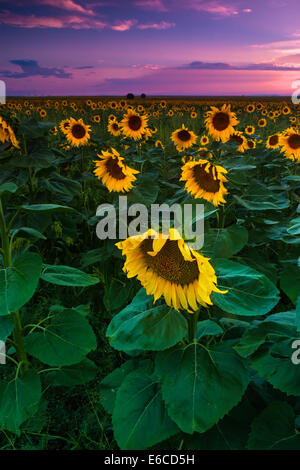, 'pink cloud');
185,1,238,16
111,19,137,31
134,0,168,12
39,0,95,15
0,10,106,28
137,20,175,30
